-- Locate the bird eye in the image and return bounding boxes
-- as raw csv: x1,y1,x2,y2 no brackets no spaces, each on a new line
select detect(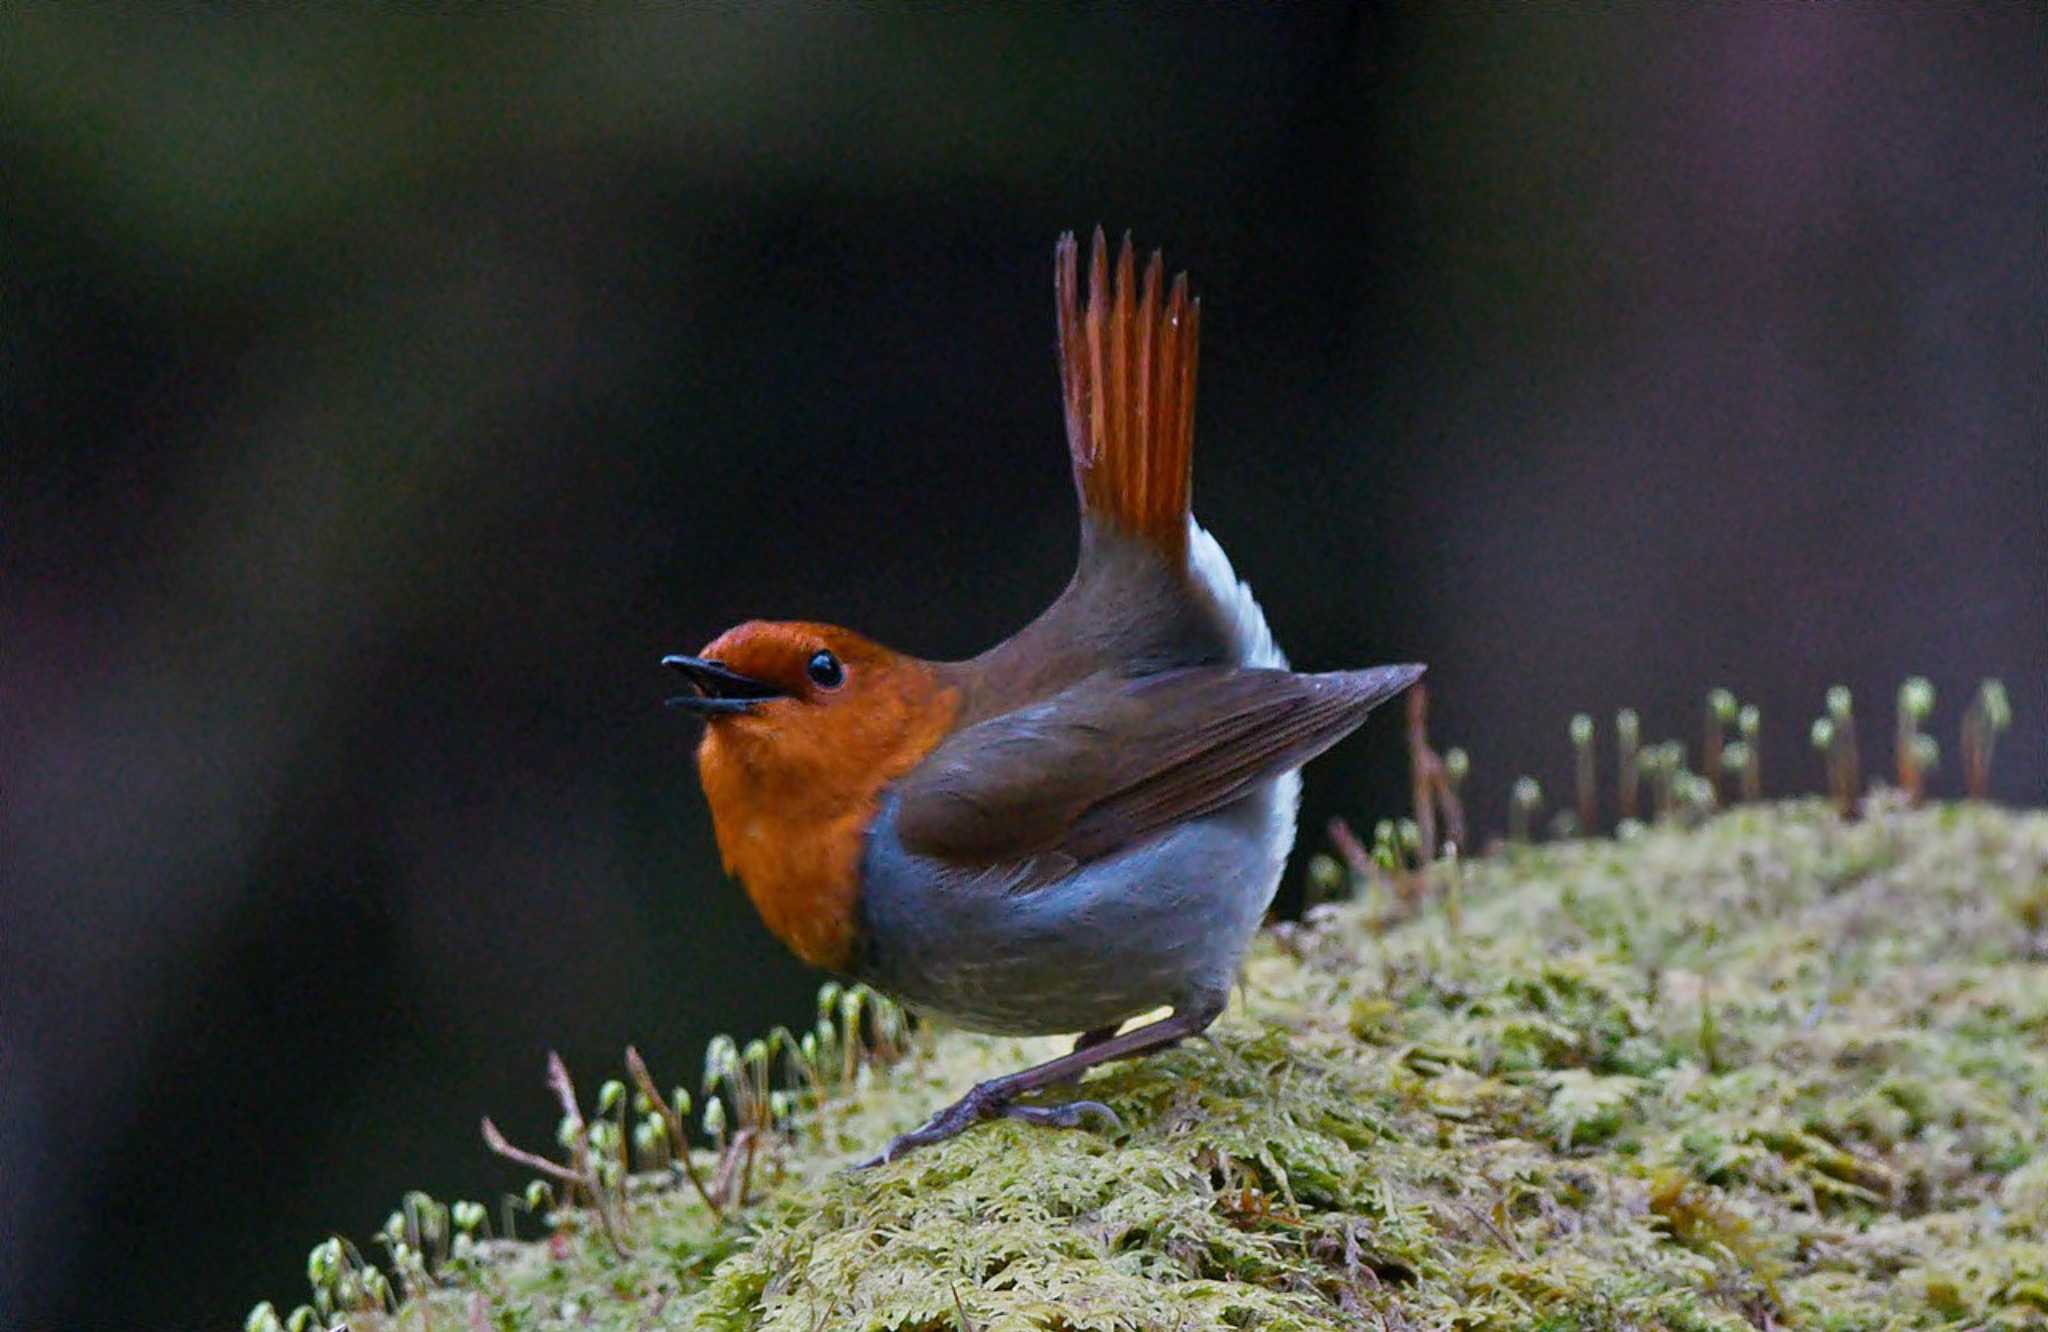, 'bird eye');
806,650,844,689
